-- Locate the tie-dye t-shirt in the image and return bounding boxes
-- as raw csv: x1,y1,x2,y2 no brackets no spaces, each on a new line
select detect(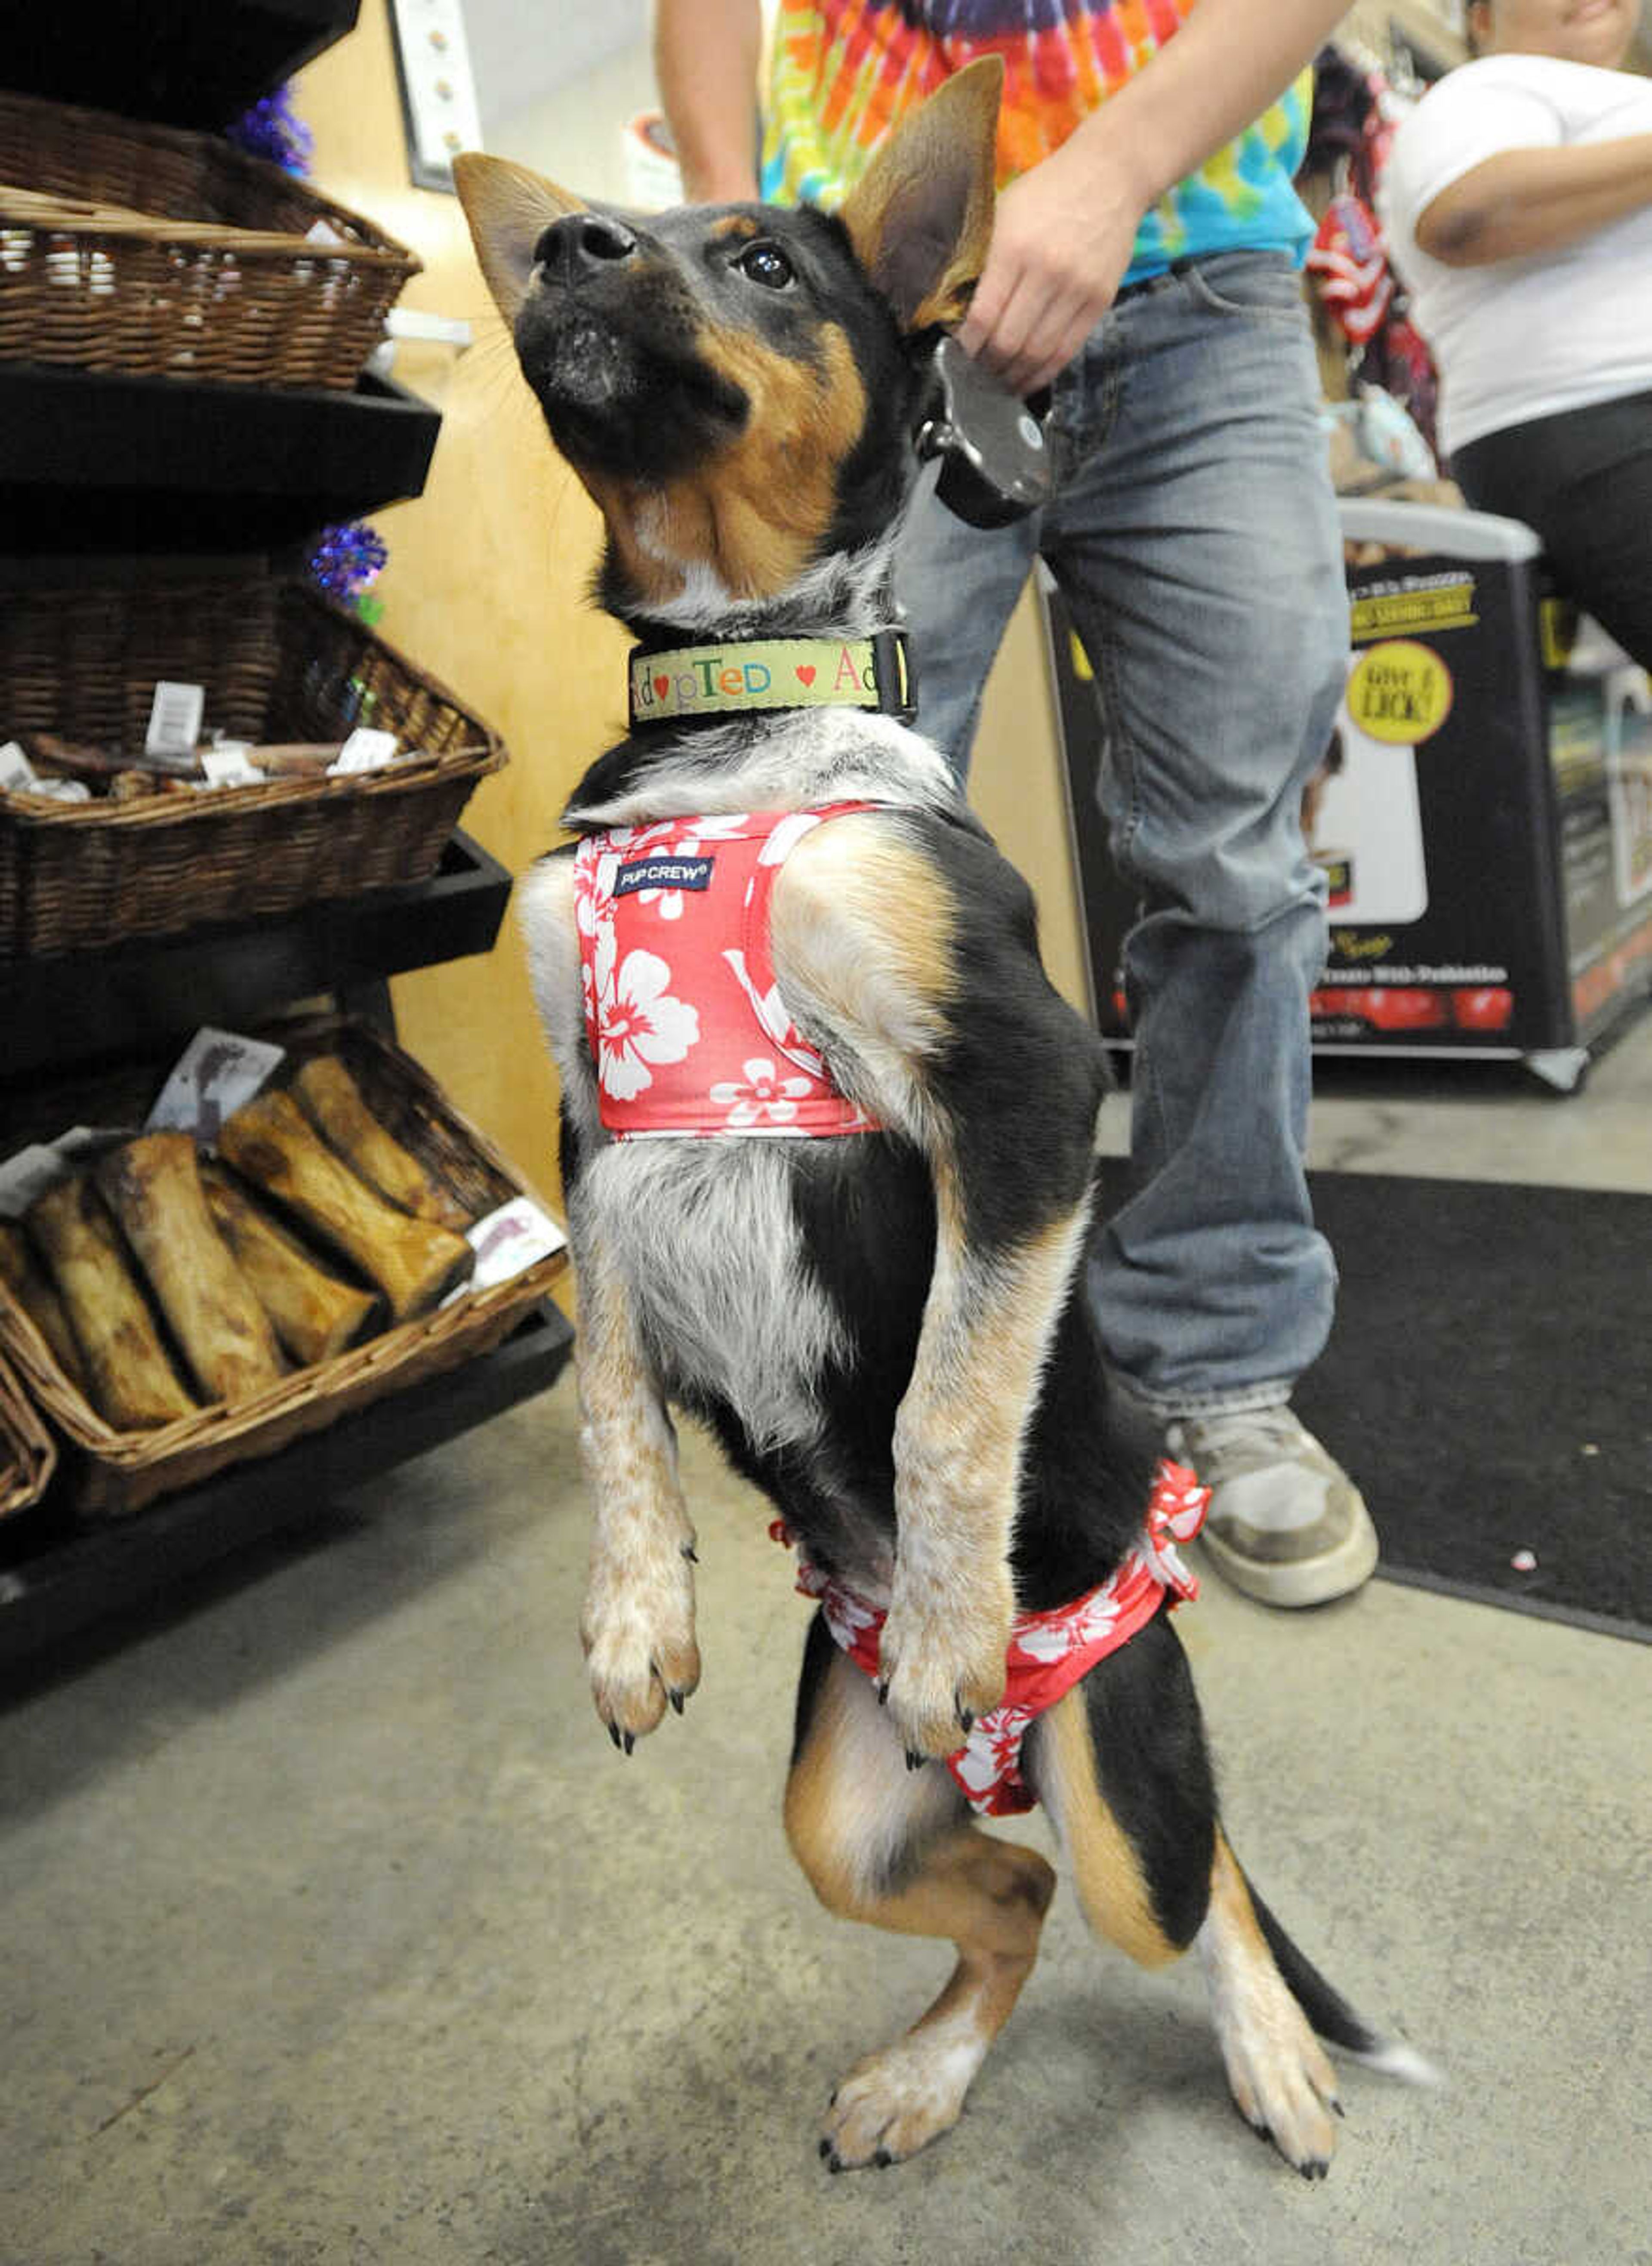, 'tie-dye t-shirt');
761,0,1315,282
